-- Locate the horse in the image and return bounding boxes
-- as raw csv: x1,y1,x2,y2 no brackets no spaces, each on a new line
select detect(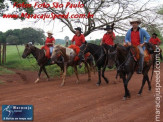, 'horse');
22,43,63,83
51,45,95,86
107,43,155,100
78,42,110,86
